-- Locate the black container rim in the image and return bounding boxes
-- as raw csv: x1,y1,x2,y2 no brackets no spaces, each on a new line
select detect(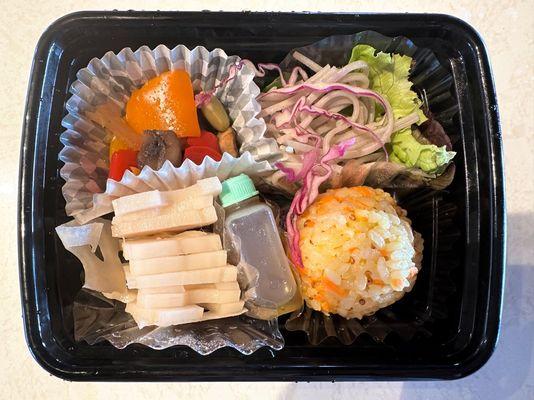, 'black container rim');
18,10,506,382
